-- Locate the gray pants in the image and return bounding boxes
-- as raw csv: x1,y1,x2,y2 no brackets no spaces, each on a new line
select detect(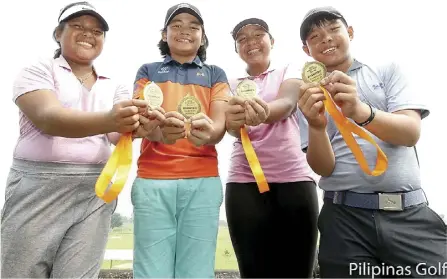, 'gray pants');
1,159,117,278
